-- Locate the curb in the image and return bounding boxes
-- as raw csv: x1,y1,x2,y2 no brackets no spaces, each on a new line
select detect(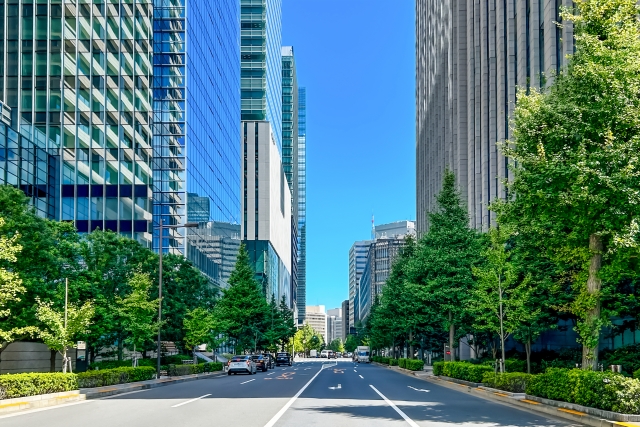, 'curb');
0,391,85,415
371,362,429,378
81,371,227,399
422,376,640,427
